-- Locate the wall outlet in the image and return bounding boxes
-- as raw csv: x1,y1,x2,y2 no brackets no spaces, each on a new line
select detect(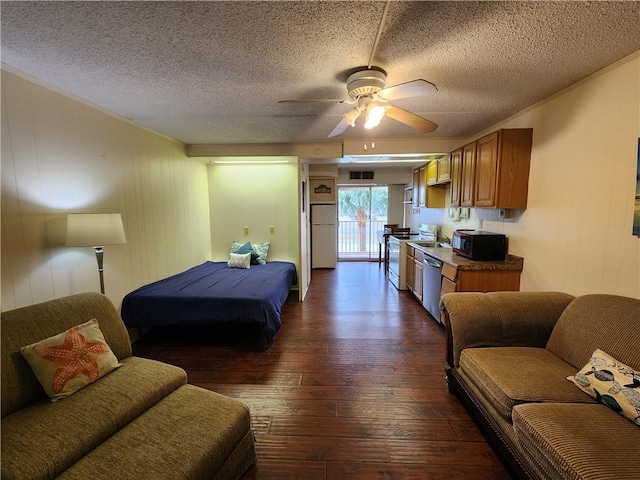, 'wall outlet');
244,226,249,234
270,225,275,233
499,209,509,219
